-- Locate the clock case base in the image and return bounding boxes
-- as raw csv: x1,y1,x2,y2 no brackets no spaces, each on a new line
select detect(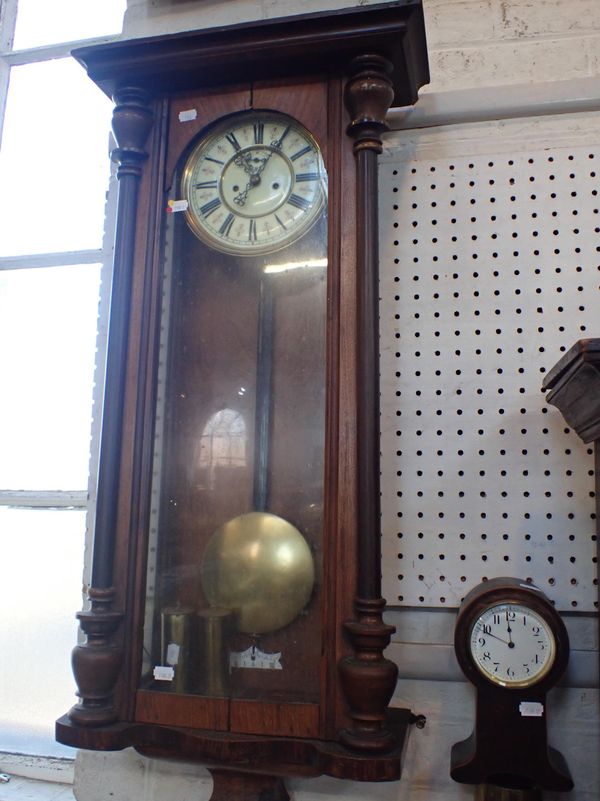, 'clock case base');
56,708,413,782
450,700,573,792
